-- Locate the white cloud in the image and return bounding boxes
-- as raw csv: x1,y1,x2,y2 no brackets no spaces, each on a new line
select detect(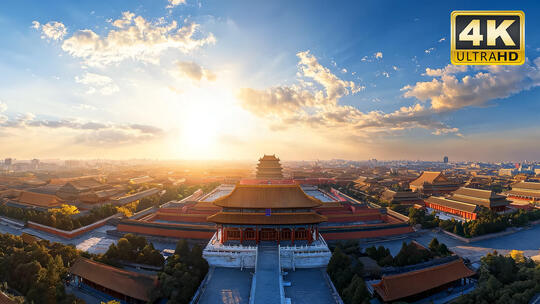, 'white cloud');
425,47,435,54
423,64,467,77
392,66,399,71
361,52,383,62
381,72,390,78
297,51,363,101
237,51,458,137
75,72,119,95
61,11,215,66
403,58,540,111
0,101,7,124
32,21,67,41
167,0,186,8
0,104,163,146
438,37,446,43
73,104,97,111
176,61,216,81
341,68,347,73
